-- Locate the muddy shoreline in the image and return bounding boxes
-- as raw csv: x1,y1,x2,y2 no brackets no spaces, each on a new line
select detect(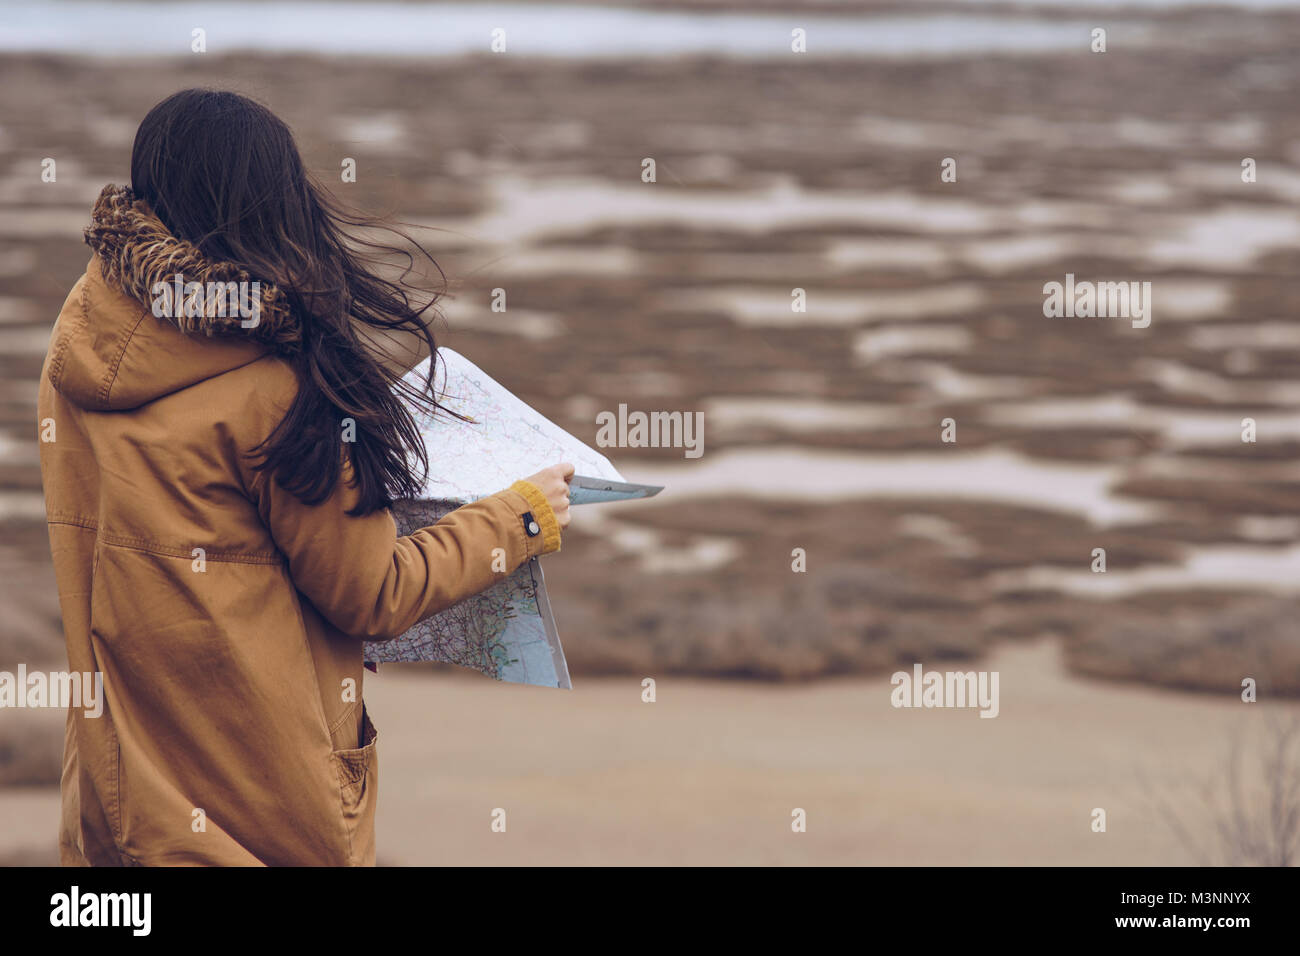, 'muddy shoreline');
2,20,1298,693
